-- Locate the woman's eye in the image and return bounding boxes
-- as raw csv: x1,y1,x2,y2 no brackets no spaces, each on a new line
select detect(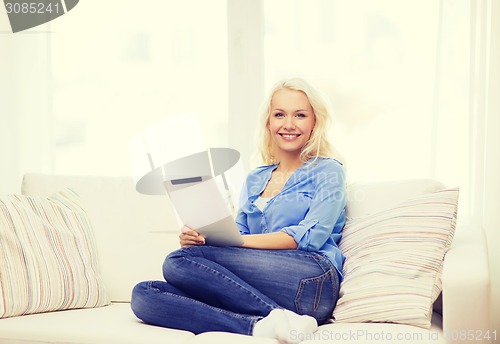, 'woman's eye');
274,113,285,117
295,113,306,118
